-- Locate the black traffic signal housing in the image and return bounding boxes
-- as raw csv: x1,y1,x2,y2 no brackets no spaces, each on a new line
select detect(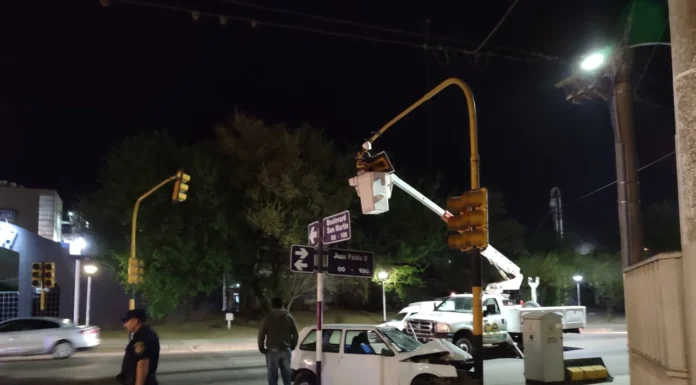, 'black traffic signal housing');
446,188,489,251
171,170,191,203
31,263,43,288
43,263,56,288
